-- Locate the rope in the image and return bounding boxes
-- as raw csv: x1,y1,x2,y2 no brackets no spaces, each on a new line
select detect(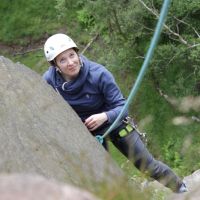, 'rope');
96,0,171,144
